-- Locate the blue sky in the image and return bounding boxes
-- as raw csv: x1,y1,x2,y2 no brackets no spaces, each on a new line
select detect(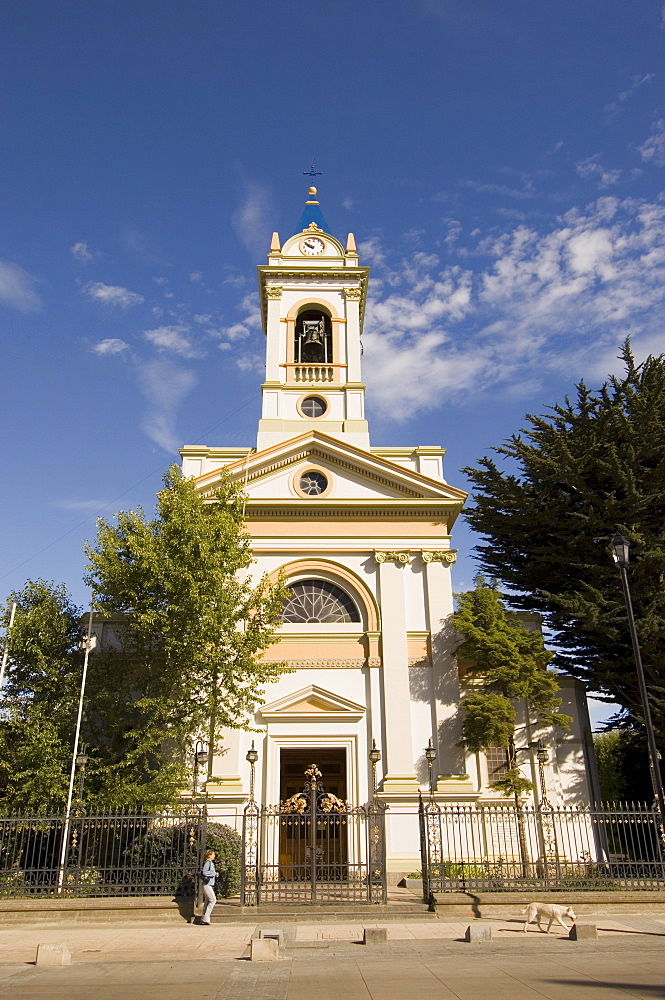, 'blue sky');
2,1,664,725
